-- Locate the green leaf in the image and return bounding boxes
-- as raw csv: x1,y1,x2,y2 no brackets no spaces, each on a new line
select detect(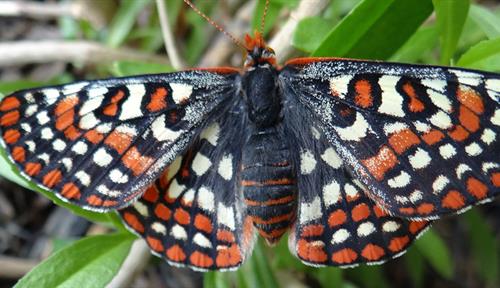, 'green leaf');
345,265,389,288
432,0,470,64
250,240,280,288
390,25,439,63
456,37,500,71
106,0,152,47
312,0,433,60
404,247,426,288
292,17,333,53
469,4,500,39
110,60,173,77
311,267,343,288
464,209,499,286
415,229,454,279
15,233,134,288
204,272,231,288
